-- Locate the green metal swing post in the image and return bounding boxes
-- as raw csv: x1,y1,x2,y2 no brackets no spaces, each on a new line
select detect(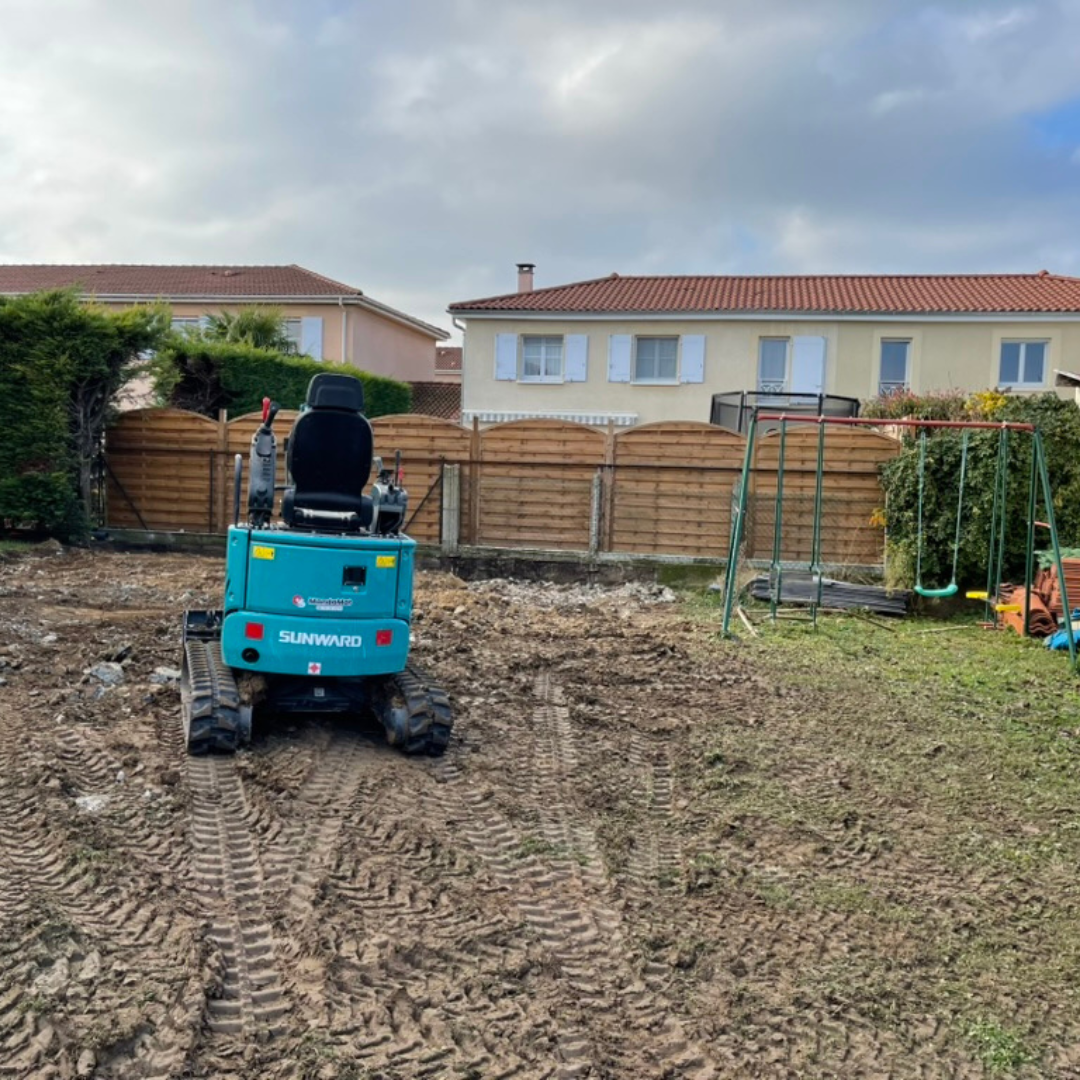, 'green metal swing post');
720,413,758,637
1024,437,1037,639
810,418,827,628
993,428,1009,613
984,426,1008,622
1035,431,1077,670
770,419,788,623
